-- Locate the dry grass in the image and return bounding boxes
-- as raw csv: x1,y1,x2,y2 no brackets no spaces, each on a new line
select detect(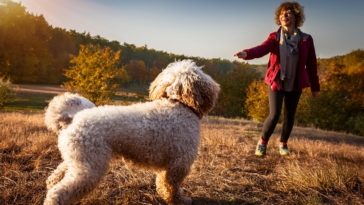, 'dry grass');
1,113,363,205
